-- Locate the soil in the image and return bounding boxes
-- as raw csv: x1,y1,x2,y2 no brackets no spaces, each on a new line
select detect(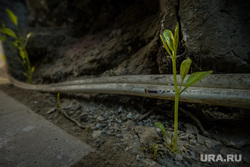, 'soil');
1,83,250,167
